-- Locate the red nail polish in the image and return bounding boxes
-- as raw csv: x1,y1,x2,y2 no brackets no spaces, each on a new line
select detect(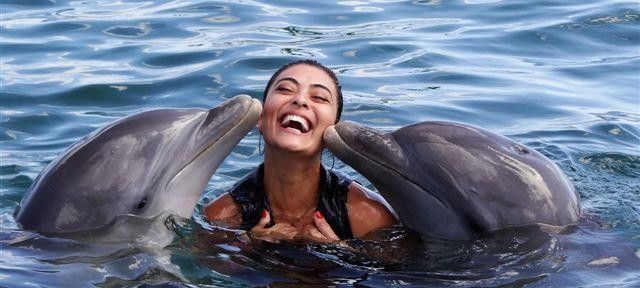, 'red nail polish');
262,210,268,218
315,211,323,219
